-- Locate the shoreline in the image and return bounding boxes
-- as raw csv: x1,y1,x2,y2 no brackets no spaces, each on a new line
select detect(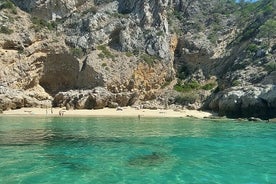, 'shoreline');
1,107,215,119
